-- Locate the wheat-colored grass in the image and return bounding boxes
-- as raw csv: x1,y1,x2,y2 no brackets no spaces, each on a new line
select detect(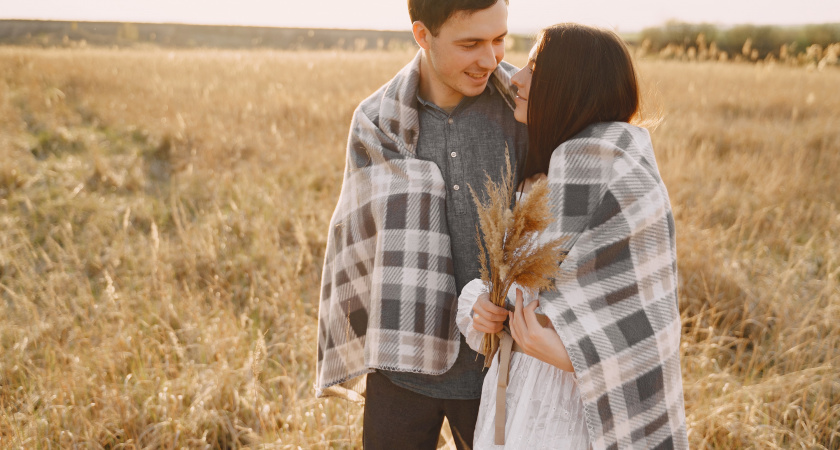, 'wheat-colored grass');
0,47,838,448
